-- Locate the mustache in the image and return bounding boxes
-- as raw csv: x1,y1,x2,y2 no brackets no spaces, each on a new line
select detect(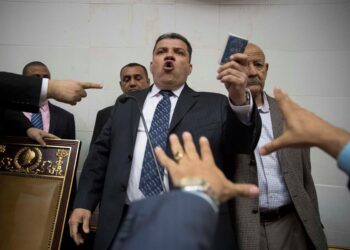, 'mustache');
247,76,261,85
